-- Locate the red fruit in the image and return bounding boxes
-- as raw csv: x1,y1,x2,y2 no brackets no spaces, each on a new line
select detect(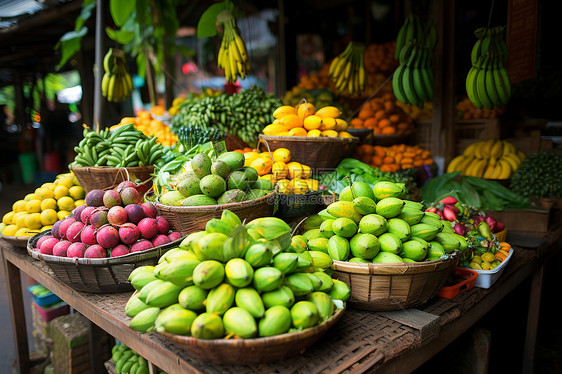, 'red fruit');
37,235,54,249
90,208,109,228
152,234,171,247
110,244,130,257
72,204,88,223
83,244,106,258
472,215,484,225
120,187,140,206
53,240,72,257
453,223,466,236
80,225,97,246
108,206,128,226
103,189,122,209
66,221,85,243
442,206,457,222
39,237,60,255
125,204,145,224
95,225,119,249
440,196,458,205
116,180,137,191
446,204,460,214
80,206,96,225
58,217,76,240
485,216,497,232
436,209,444,219
130,239,154,253
425,207,437,213
168,232,181,242
138,217,159,240
141,203,159,219
495,221,505,232
67,242,88,258
155,216,169,235
118,223,140,245
85,189,105,207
